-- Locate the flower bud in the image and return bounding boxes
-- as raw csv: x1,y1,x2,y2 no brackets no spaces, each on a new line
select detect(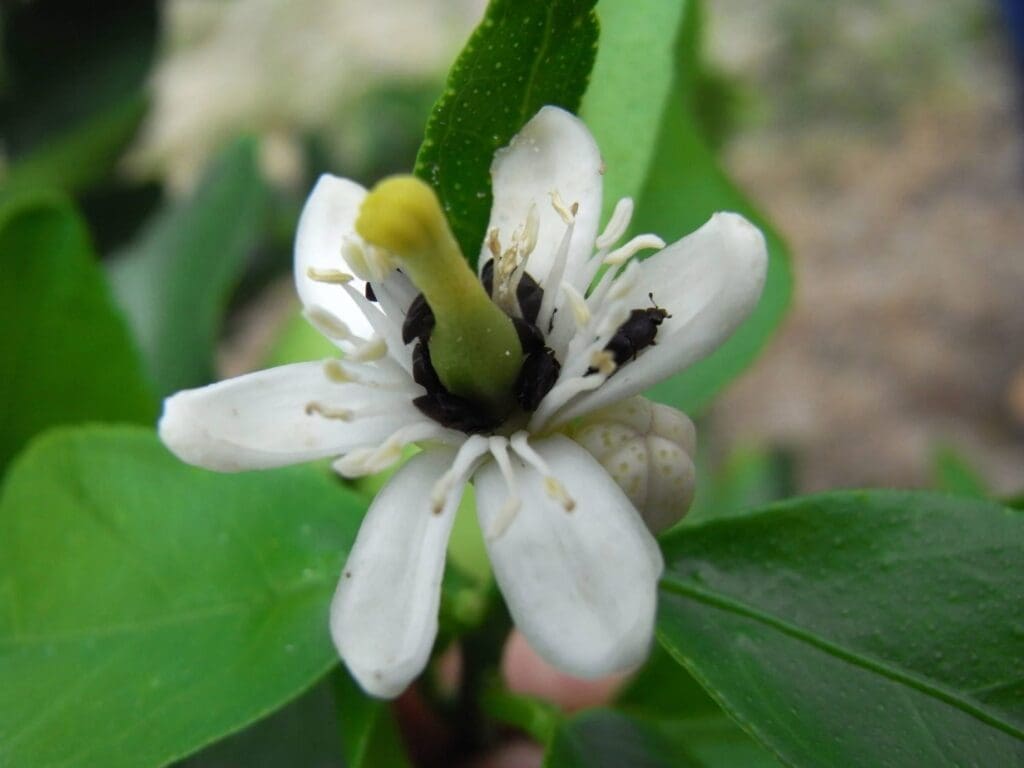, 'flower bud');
573,396,697,533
